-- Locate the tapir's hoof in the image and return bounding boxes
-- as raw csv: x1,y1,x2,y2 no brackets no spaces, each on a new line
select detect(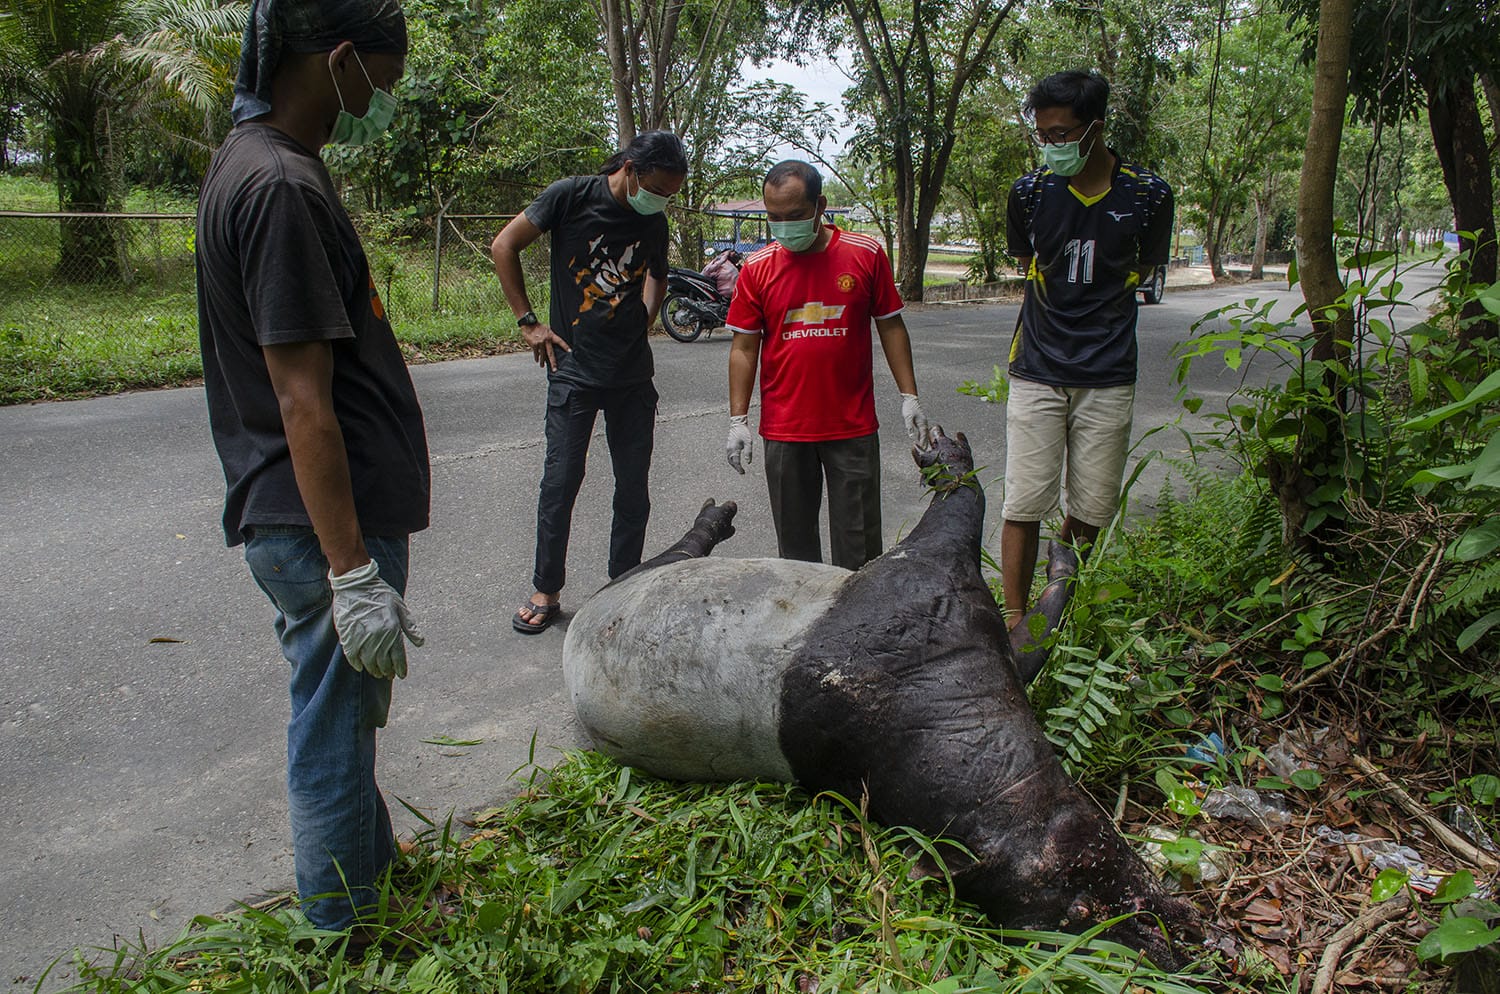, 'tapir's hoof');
1045,540,1079,582
693,499,738,544
913,426,973,476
